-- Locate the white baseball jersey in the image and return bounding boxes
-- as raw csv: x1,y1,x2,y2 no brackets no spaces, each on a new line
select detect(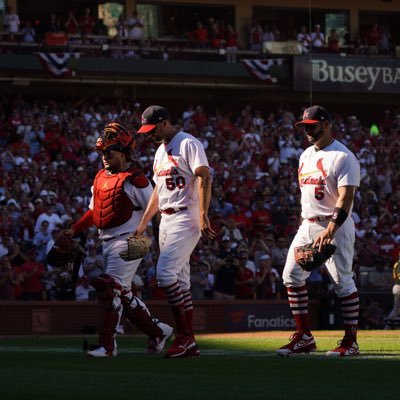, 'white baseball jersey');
298,140,360,219
152,131,209,210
